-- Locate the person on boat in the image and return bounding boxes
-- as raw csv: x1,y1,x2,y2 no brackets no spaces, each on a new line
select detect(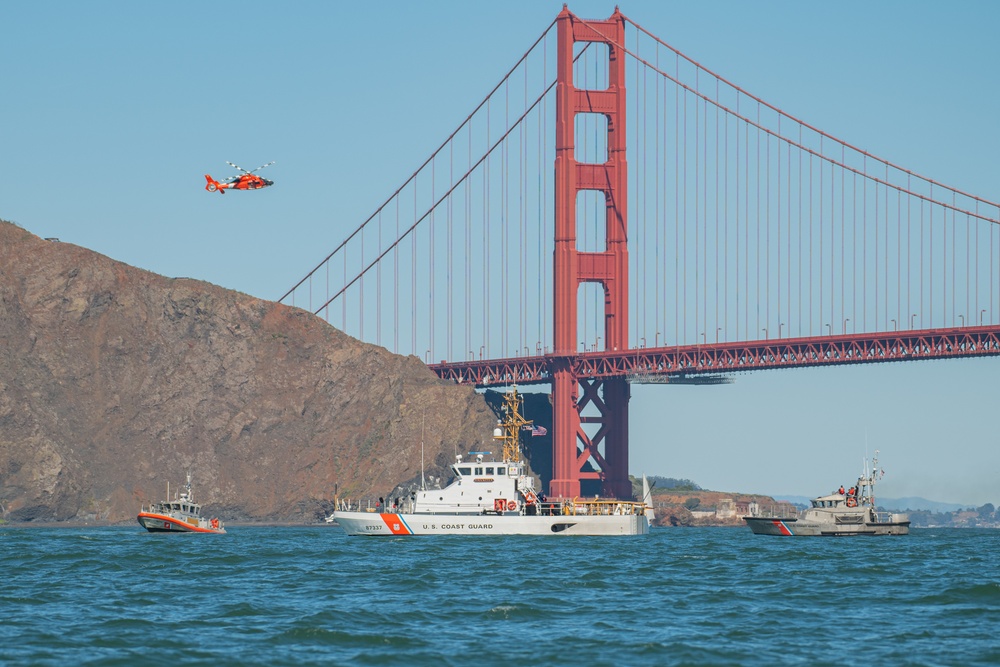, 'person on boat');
838,485,845,495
